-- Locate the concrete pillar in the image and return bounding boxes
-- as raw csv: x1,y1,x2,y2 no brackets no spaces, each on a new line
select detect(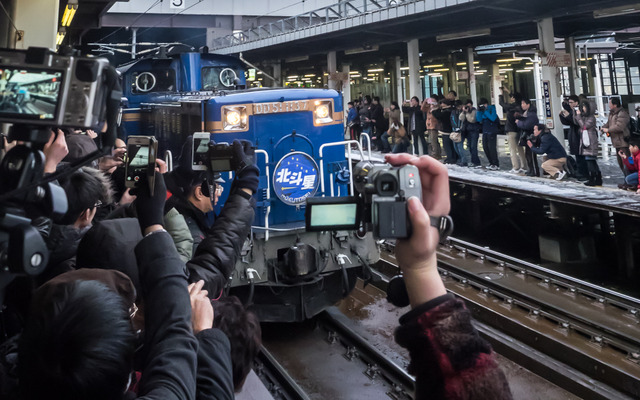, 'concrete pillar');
272,61,282,87
407,39,420,100
327,51,338,91
594,56,605,115
342,64,351,116
12,0,59,49
395,56,404,120
467,47,478,106
490,64,503,117
565,37,581,95
448,54,456,95
537,18,564,142
533,52,544,116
